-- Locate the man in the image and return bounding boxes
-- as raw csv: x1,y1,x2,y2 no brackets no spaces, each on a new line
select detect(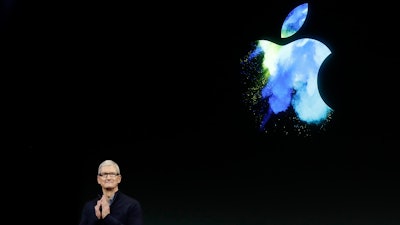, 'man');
78,160,143,225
